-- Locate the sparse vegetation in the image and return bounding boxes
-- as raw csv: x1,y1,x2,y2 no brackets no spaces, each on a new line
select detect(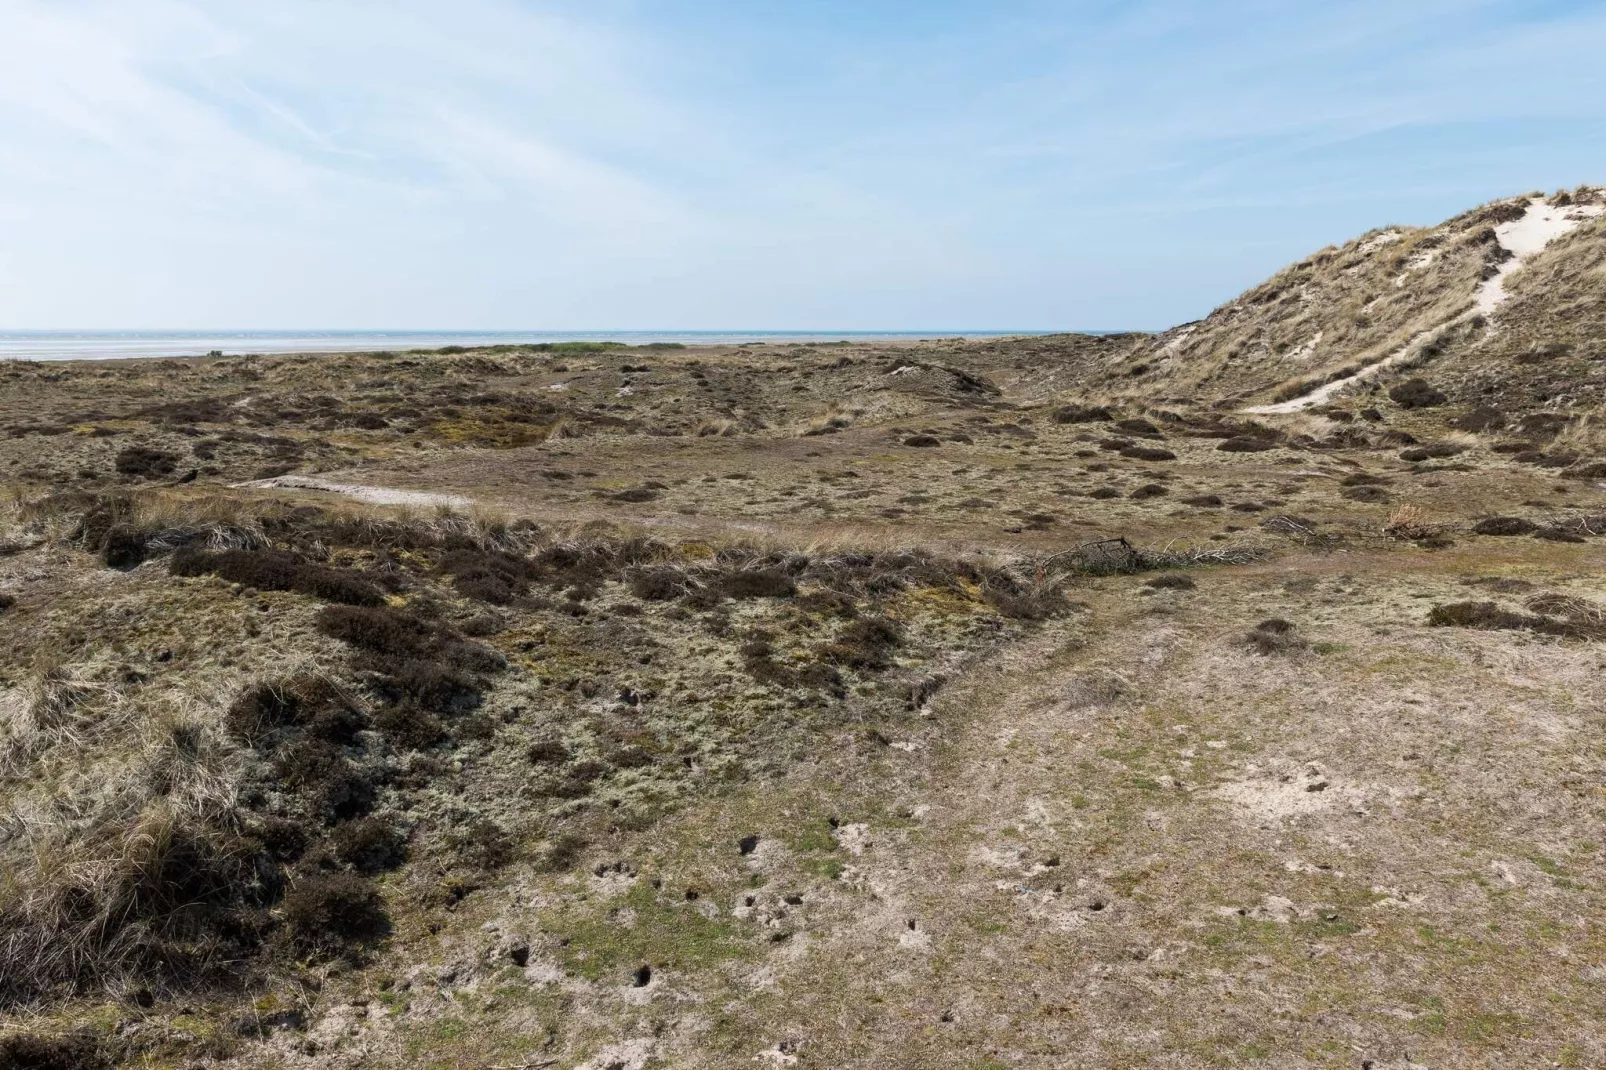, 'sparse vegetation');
3,187,1606,1067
